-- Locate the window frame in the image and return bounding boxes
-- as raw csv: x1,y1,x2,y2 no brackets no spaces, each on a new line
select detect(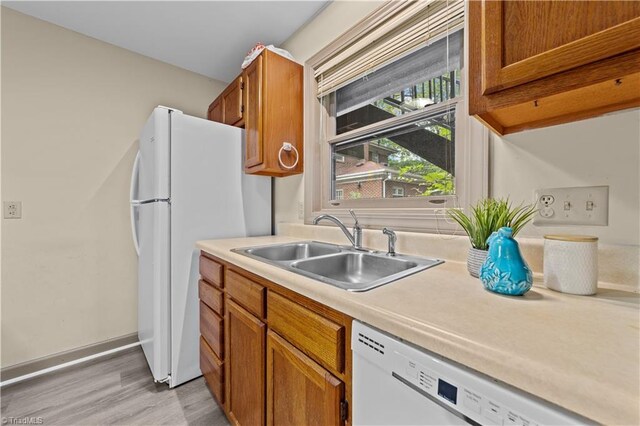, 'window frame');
303,2,488,233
